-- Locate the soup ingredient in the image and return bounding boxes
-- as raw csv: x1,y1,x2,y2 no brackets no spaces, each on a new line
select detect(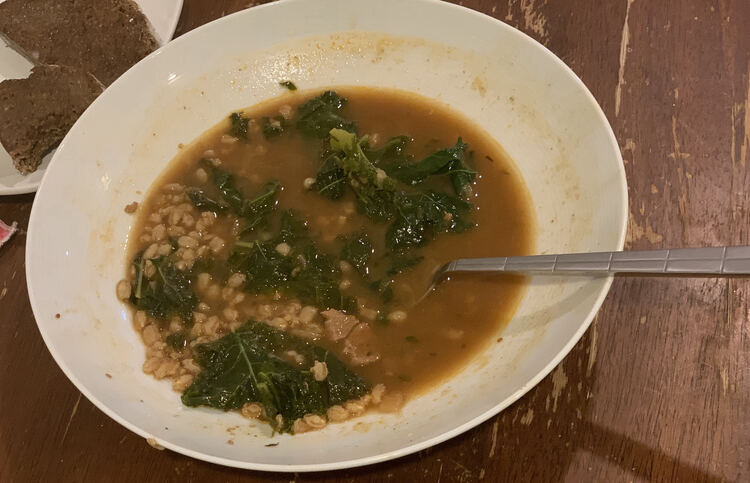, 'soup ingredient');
181,320,370,433
0,0,159,86
320,129,474,250
261,115,288,139
279,80,297,91
198,159,280,232
386,138,477,197
129,250,198,323
228,211,359,312
296,91,356,138
229,112,250,141
0,65,104,174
